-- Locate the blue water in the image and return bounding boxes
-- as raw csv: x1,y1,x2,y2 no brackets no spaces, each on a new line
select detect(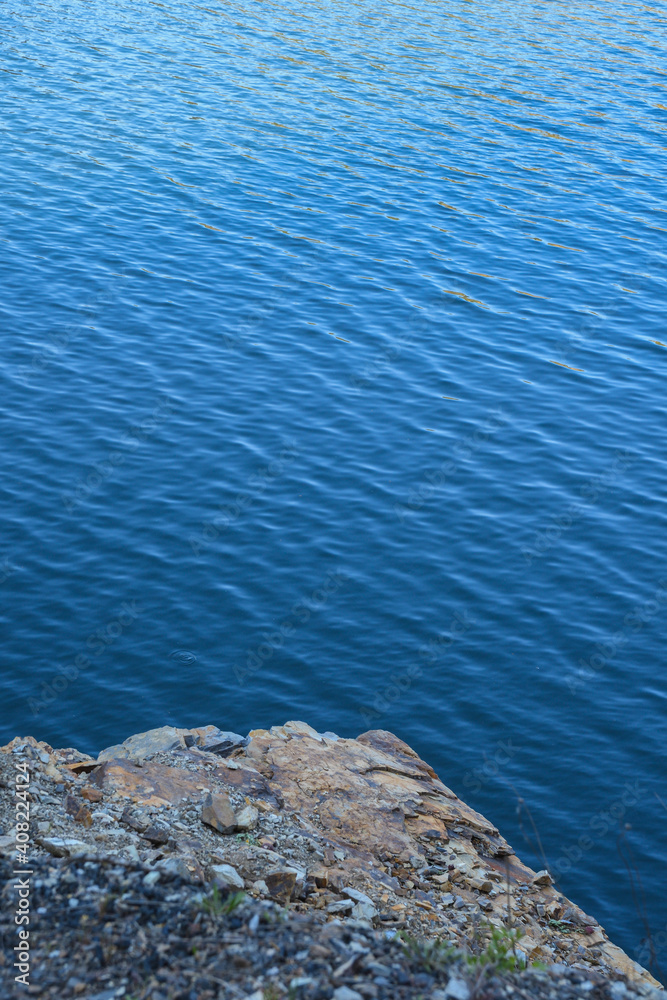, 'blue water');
2,0,666,976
